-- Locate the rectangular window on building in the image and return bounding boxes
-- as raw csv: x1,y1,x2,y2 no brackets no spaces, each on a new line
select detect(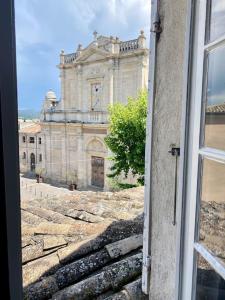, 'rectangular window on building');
22,136,26,143
29,137,35,143
39,154,42,162
39,137,41,144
